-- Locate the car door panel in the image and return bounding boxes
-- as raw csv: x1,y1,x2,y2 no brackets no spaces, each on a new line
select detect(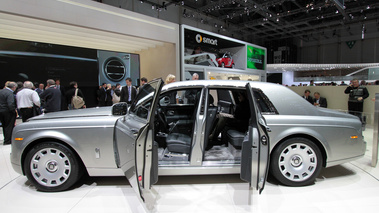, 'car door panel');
240,83,270,194
113,78,163,206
